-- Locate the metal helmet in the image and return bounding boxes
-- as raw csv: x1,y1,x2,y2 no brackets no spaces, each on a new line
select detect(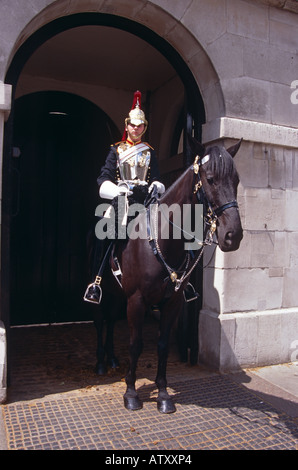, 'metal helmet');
124,91,148,138
125,106,148,128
